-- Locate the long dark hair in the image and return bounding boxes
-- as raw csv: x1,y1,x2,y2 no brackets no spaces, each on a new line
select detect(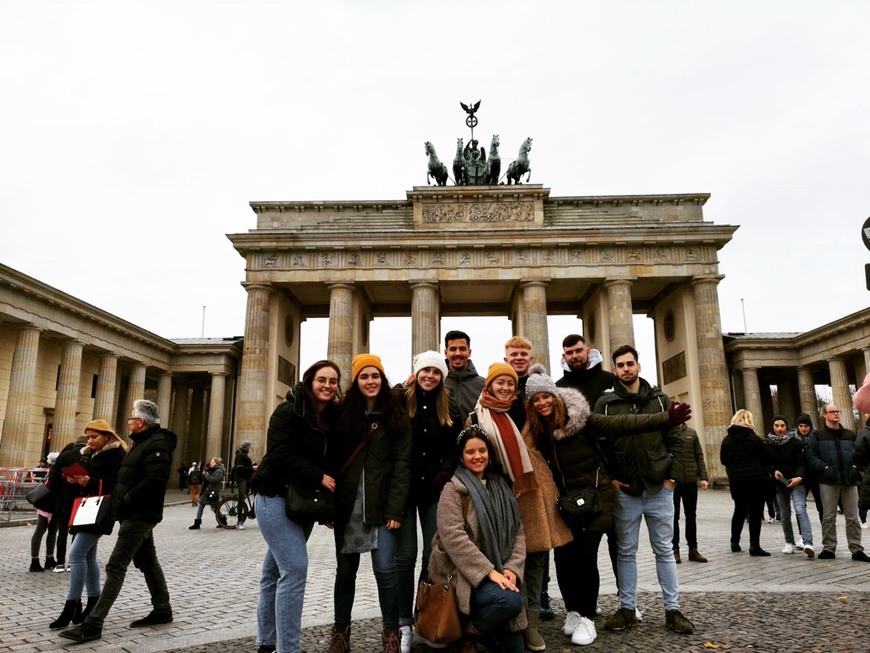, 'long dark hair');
455,425,507,480
301,360,341,429
339,368,406,440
